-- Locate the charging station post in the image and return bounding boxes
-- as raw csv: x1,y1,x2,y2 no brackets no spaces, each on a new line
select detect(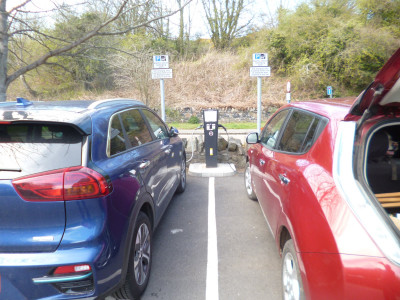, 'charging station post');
203,109,219,168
